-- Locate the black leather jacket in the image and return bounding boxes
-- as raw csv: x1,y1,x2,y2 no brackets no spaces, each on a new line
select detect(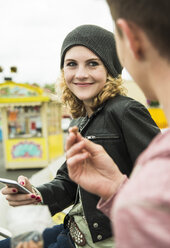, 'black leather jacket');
37,95,160,243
